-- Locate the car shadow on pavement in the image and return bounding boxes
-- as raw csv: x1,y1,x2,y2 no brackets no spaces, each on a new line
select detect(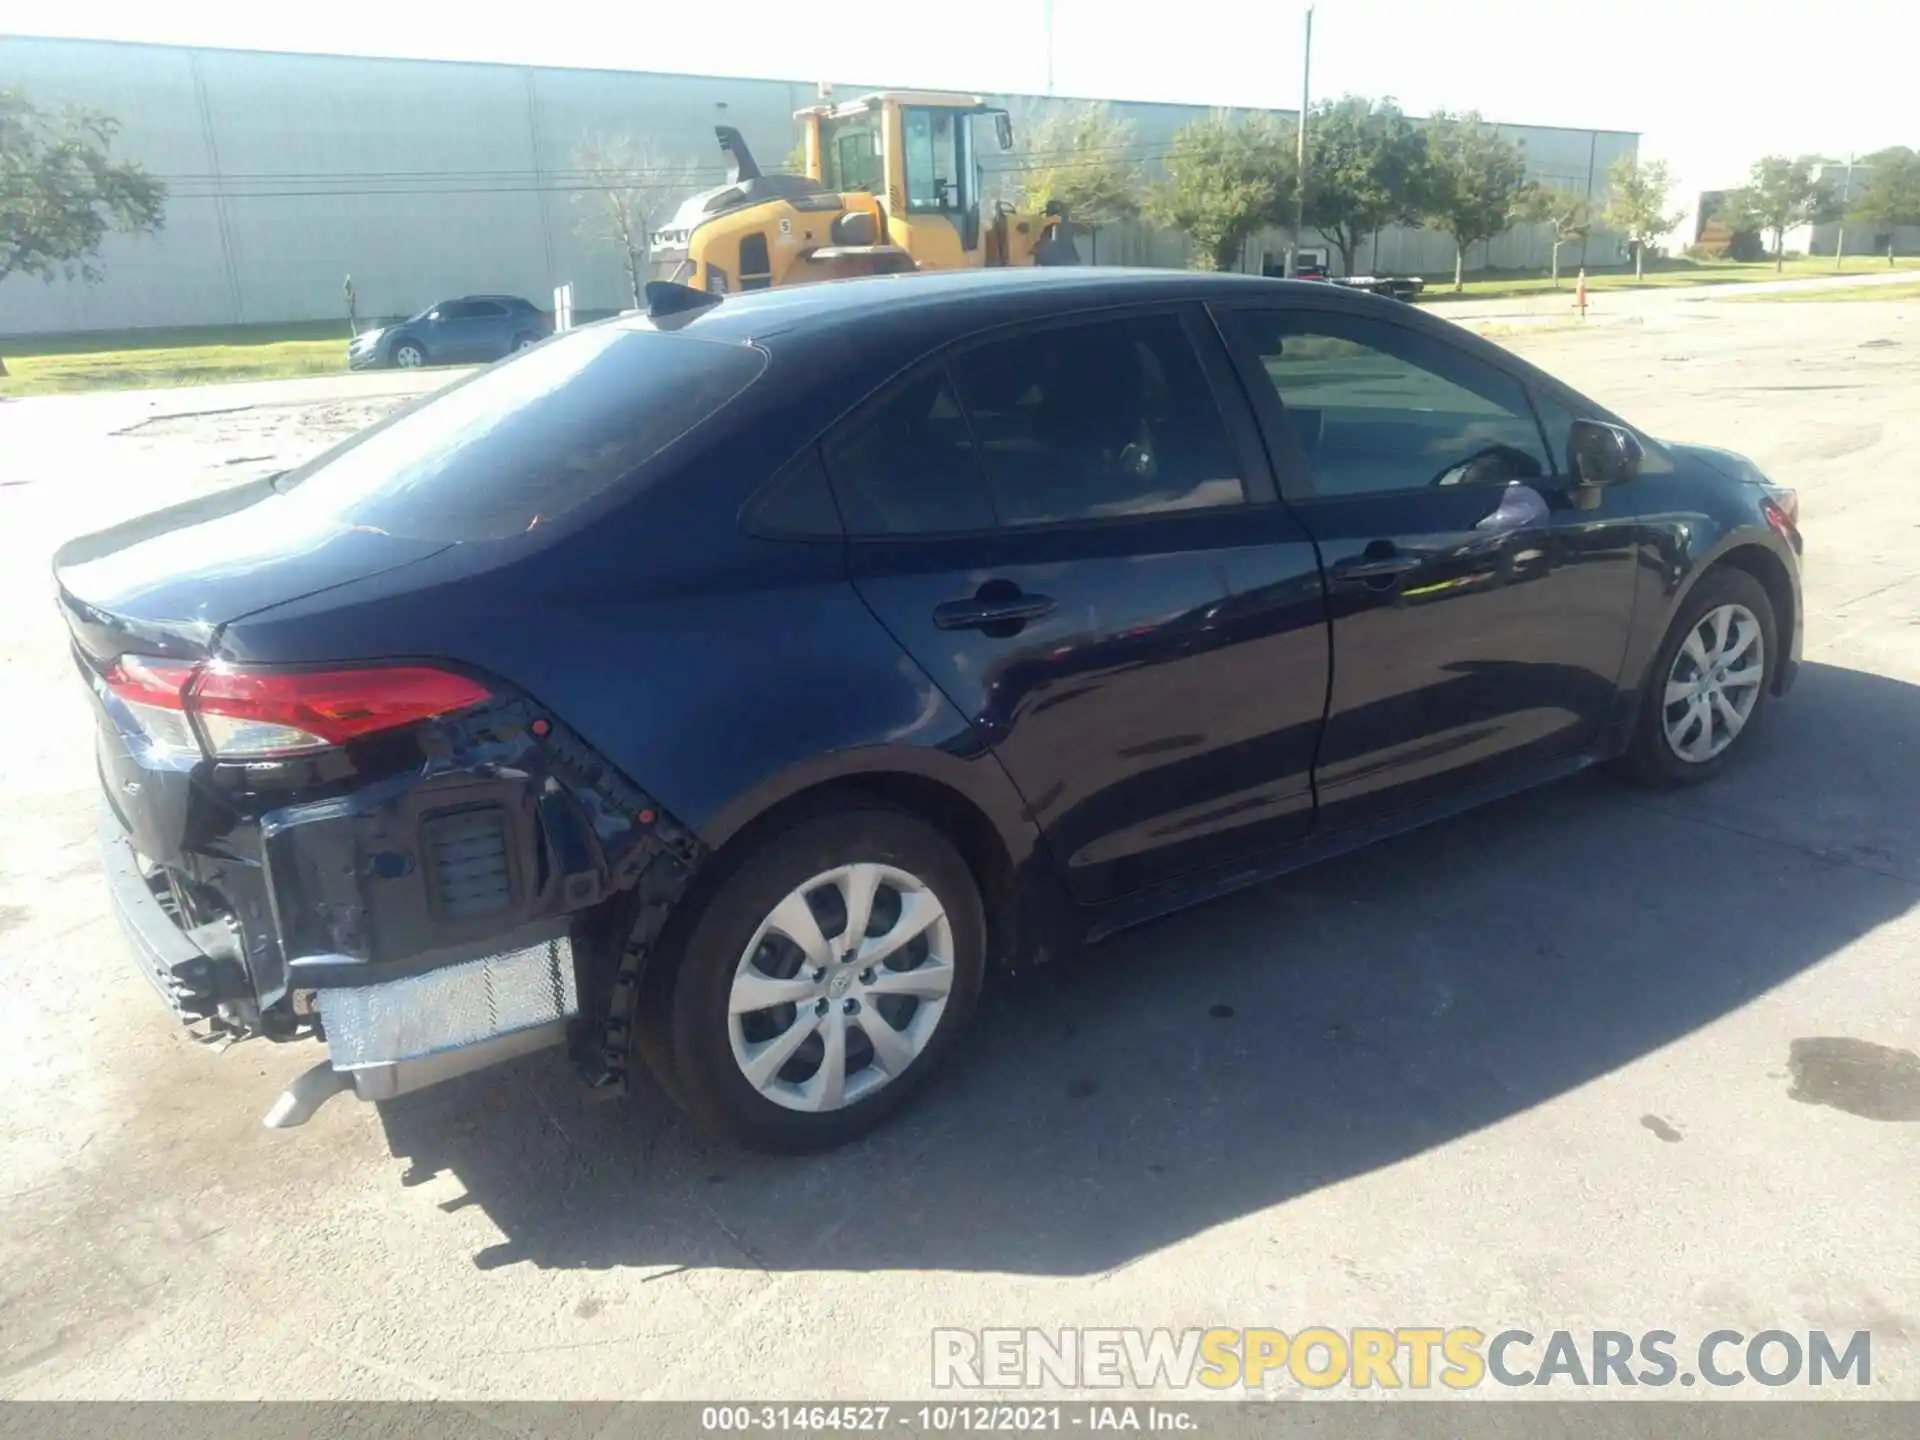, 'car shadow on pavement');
377,659,1919,1276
